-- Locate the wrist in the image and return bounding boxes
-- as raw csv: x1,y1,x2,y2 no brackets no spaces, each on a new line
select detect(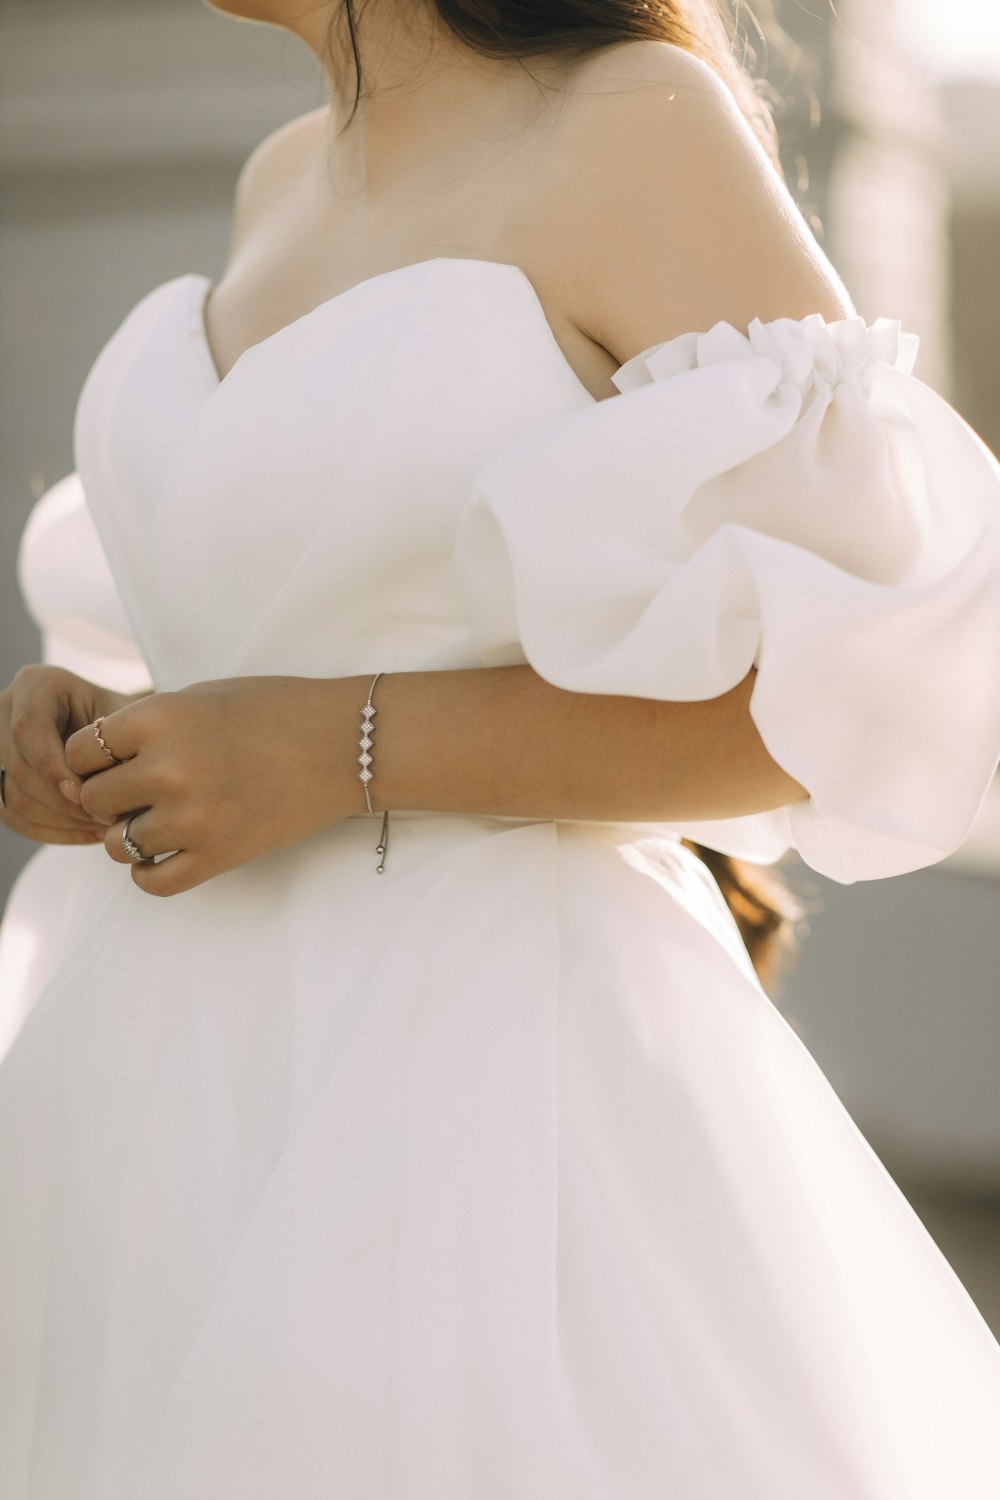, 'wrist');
307,673,380,826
